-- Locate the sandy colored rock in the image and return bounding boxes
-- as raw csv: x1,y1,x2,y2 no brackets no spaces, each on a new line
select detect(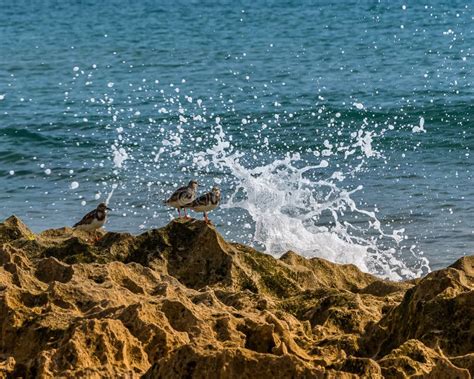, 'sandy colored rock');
142,345,326,379
378,340,470,378
364,255,474,359
0,216,473,378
